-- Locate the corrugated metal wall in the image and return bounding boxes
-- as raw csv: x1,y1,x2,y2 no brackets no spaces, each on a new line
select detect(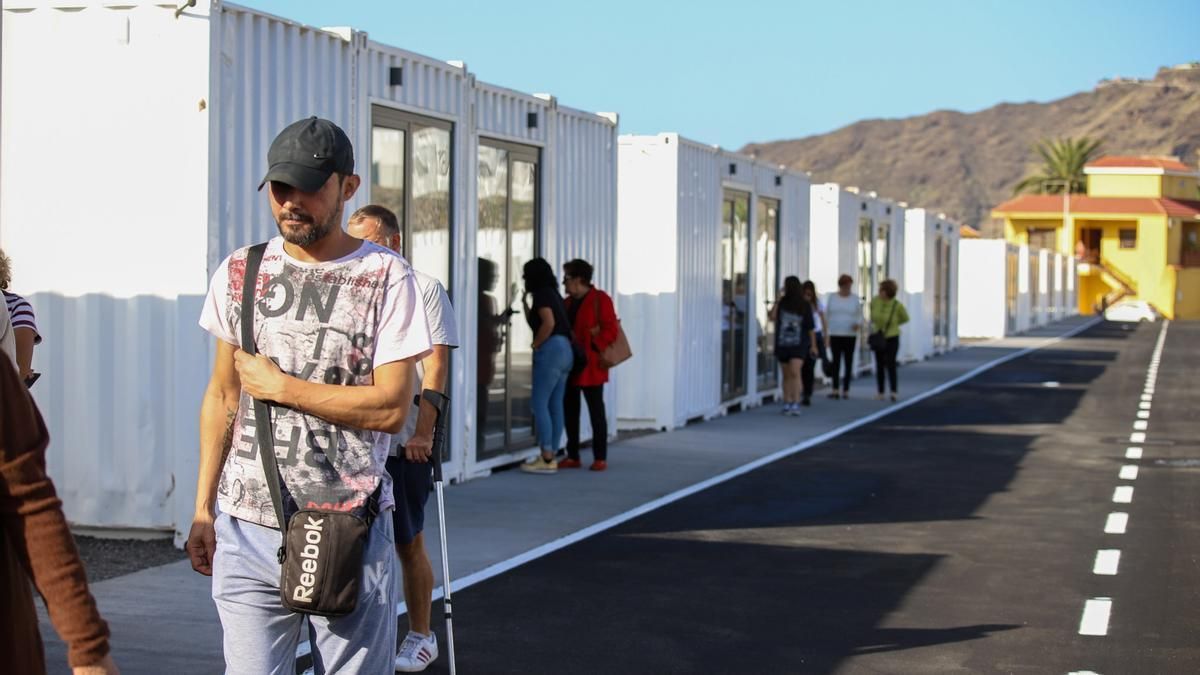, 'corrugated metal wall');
209,4,358,273
674,139,723,424
615,135,680,430
2,3,213,534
